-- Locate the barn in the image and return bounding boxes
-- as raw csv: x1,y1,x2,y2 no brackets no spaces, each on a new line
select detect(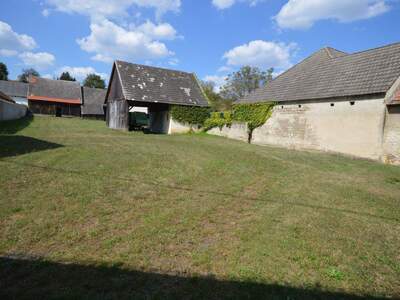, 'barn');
81,87,107,119
105,61,209,133
237,42,400,164
28,76,82,117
